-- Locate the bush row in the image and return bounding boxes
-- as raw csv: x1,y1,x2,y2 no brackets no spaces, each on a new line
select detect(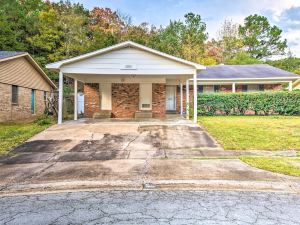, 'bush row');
197,91,300,116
